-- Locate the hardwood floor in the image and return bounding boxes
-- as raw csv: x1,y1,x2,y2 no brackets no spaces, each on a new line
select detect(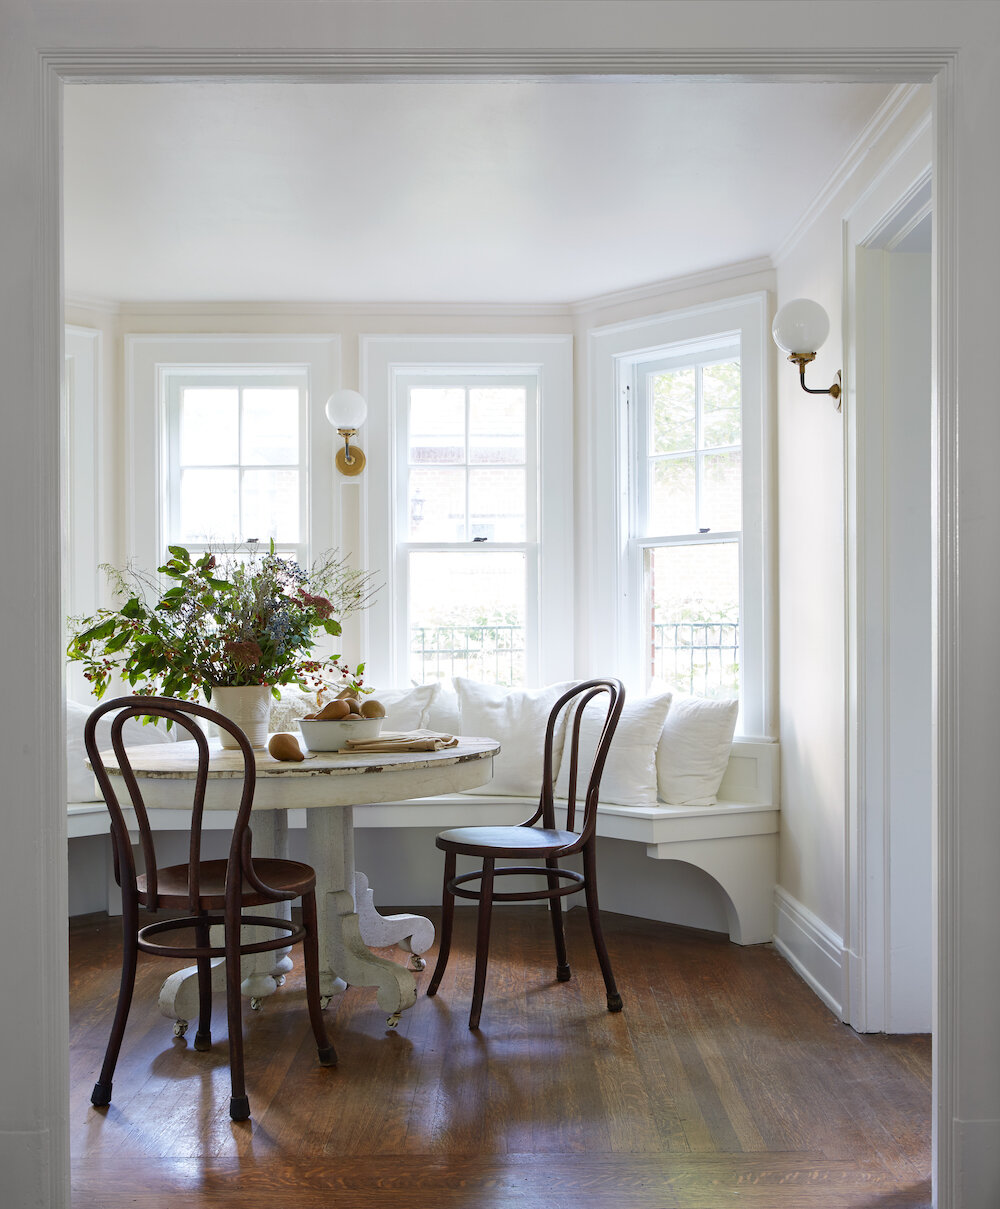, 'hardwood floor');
69,907,931,1208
